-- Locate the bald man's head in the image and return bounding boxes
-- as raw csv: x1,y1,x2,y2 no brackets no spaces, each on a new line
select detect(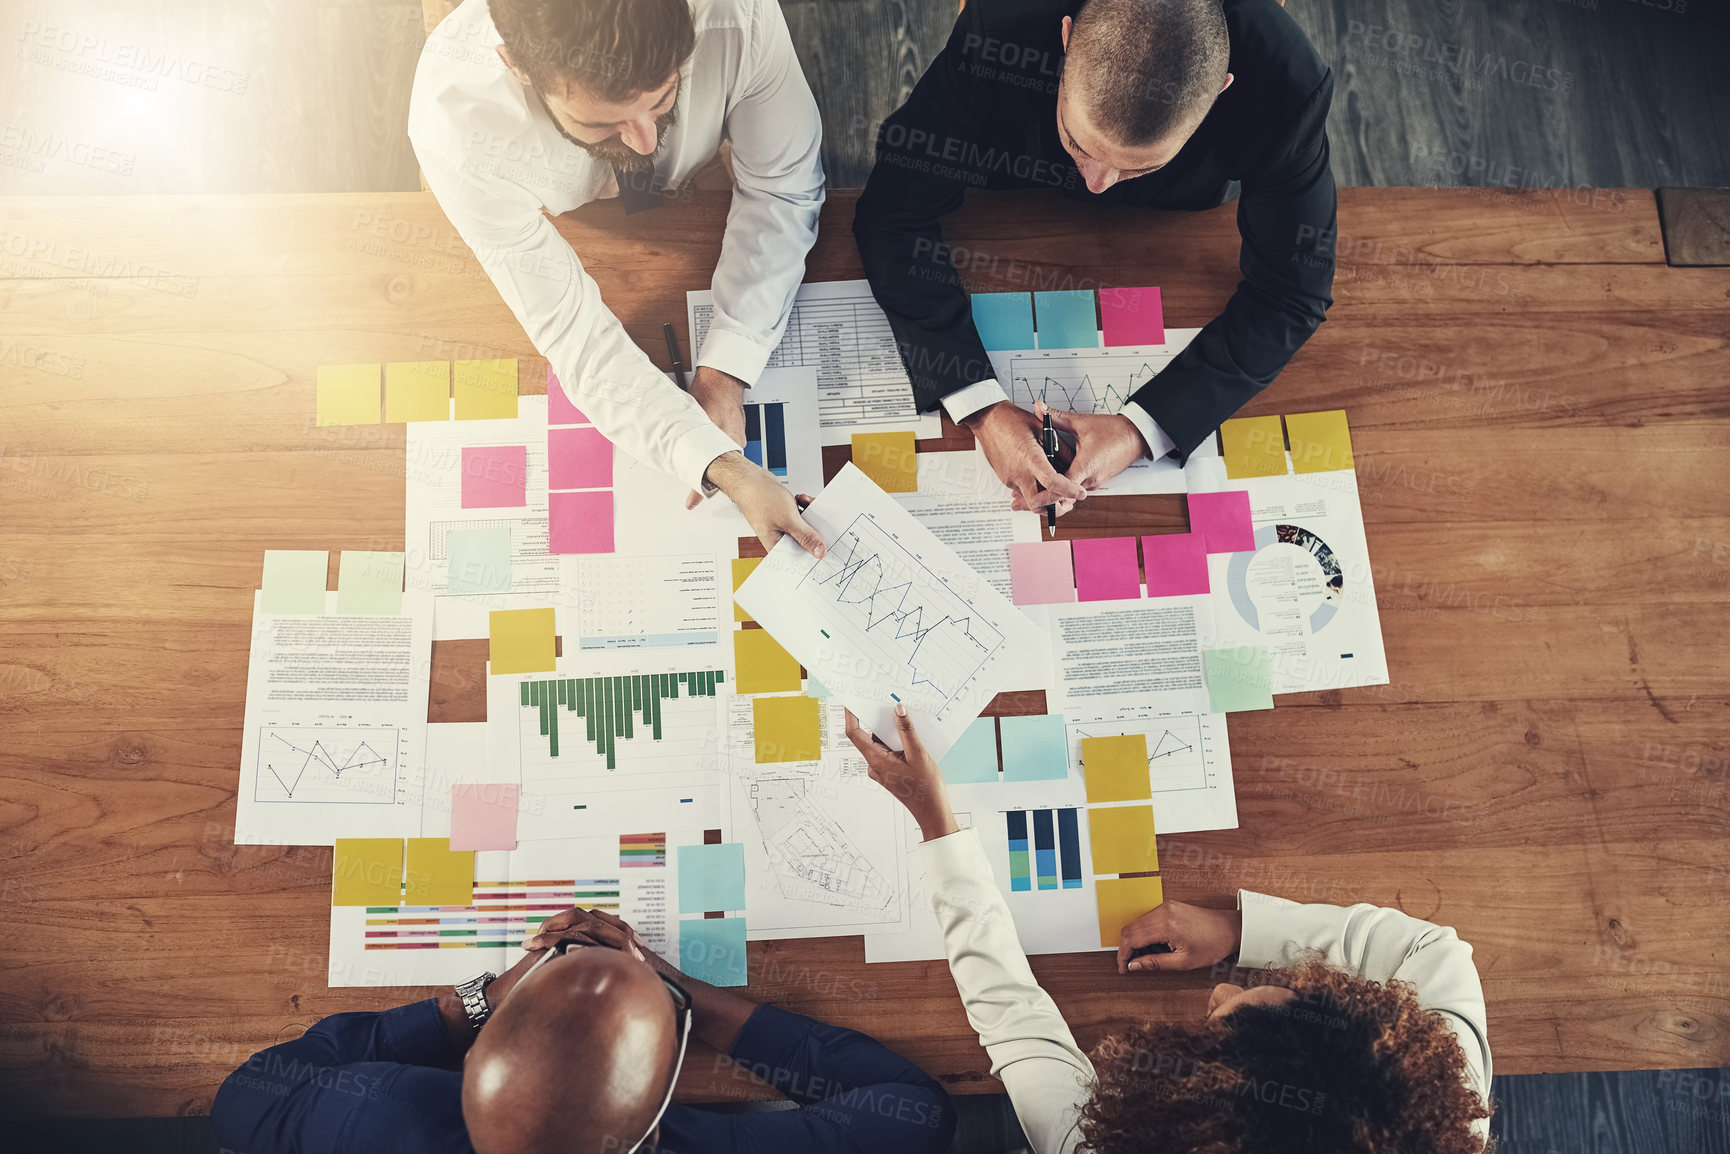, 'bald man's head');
1066,0,1230,149
463,945,680,1154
